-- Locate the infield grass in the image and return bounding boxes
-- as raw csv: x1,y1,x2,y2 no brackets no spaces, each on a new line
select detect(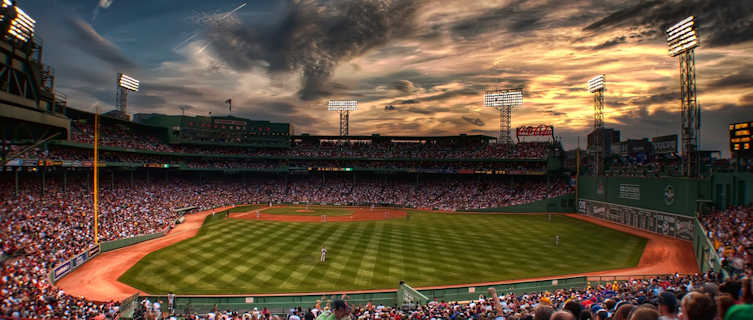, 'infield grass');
119,210,646,294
